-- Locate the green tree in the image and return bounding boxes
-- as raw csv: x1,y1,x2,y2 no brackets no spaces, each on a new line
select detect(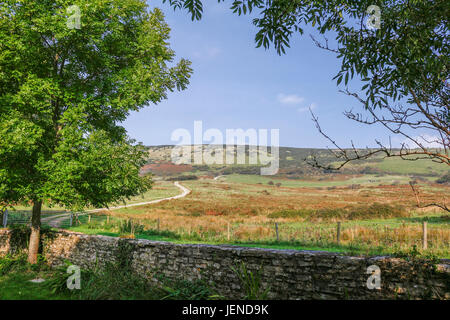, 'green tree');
0,0,192,263
164,0,449,166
